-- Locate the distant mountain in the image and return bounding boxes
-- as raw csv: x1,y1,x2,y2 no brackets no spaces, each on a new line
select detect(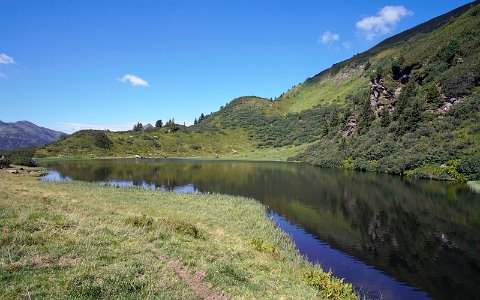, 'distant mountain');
0,121,65,150
143,123,154,130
